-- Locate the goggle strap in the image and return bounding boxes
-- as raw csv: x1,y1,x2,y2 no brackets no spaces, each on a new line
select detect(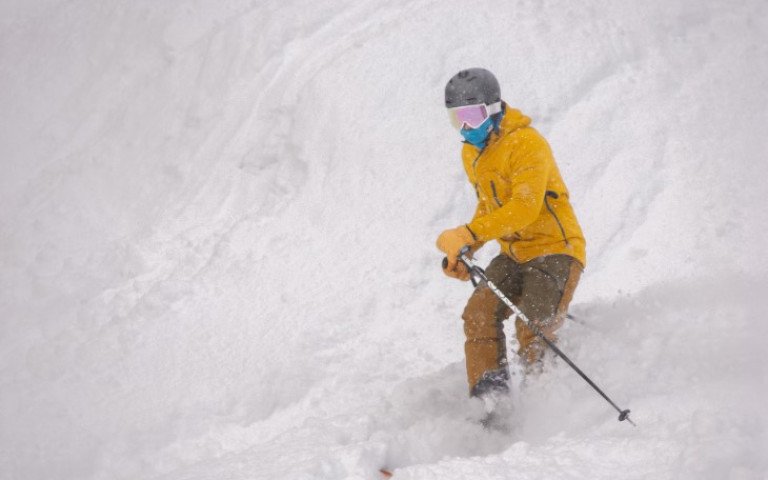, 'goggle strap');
486,101,502,116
